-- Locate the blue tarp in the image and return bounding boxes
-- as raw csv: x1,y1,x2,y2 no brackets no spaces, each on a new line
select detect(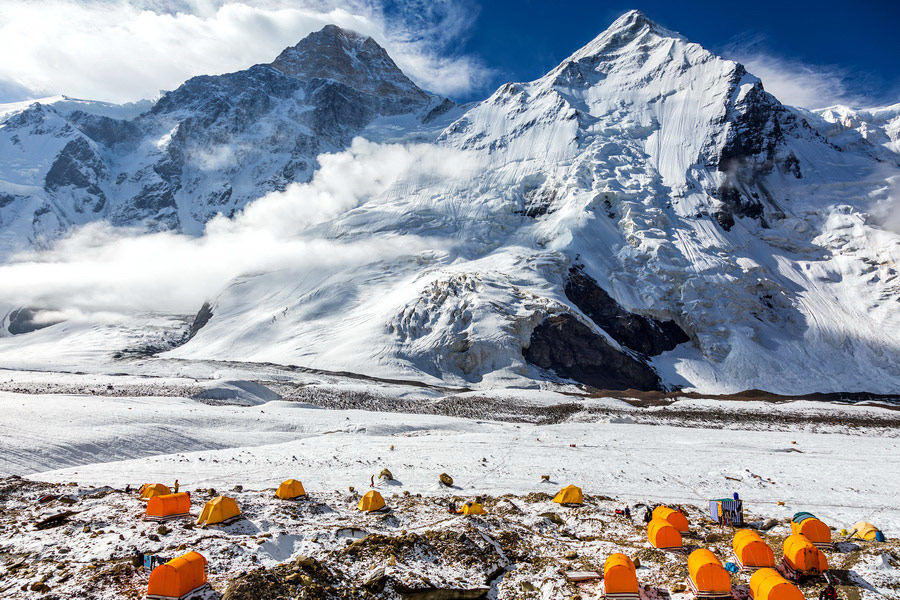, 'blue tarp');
792,511,817,524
